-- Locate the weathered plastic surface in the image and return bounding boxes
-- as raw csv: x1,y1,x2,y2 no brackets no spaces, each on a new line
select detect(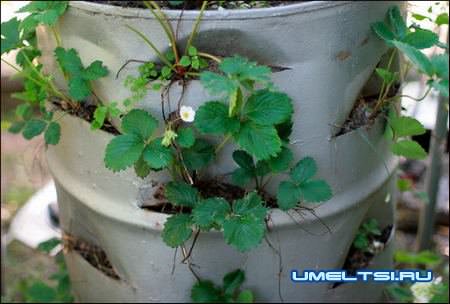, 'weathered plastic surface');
43,1,403,302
